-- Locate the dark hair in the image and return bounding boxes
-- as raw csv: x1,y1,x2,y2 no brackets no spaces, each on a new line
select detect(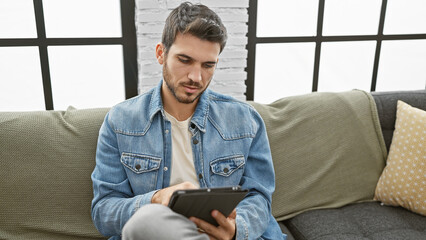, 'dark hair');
161,2,227,53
